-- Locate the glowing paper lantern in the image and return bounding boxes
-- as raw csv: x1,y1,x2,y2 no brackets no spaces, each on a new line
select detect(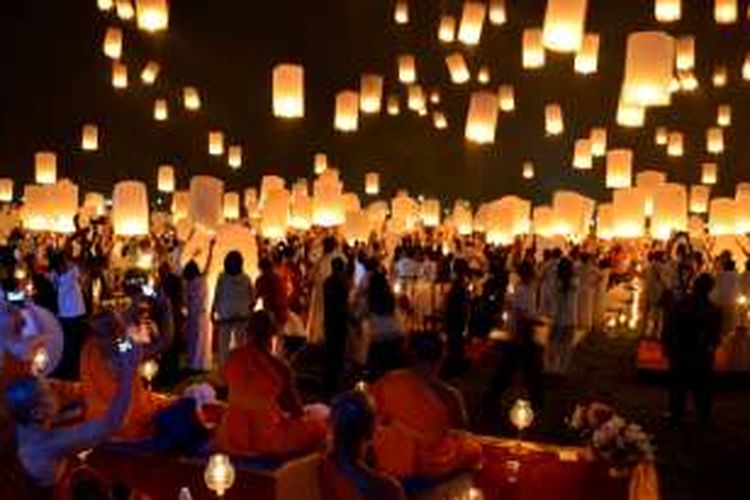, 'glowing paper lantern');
542,0,588,53
418,199,440,228
743,54,750,81
334,91,359,132
678,70,698,92
365,173,380,195
359,74,383,114
35,152,57,185
0,179,13,202
616,100,645,128
545,104,564,136
606,149,633,188
272,64,304,118
675,36,695,71
596,204,614,239
112,61,128,89
244,188,259,219
709,198,736,235
613,188,646,238
386,95,400,116
498,85,515,112
157,165,175,193
446,53,471,84
343,211,370,245
208,131,225,156
260,176,286,208
655,126,668,145
314,153,328,175
522,161,535,179
552,191,594,240
184,87,201,111
689,185,711,214
713,65,728,87
489,0,507,25
465,91,499,145
116,0,134,20
532,205,555,237
140,61,160,85
429,90,440,104
83,192,105,217
458,1,487,46
433,111,448,130
652,183,687,240
438,16,456,42
706,127,724,154
701,162,718,185
736,183,750,201
260,188,290,240
574,33,599,74
171,191,189,222
153,99,168,121
313,169,345,227
98,0,114,12
655,0,681,22
636,170,667,216
735,187,750,233
714,0,738,24
717,105,731,127
406,84,425,112
81,124,99,151
135,0,169,32
522,29,546,69
484,196,531,245
572,139,592,170
621,32,675,107
290,183,312,230
223,192,240,220
394,0,409,24
451,201,474,236
590,127,607,156
112,181,149,236
398,55,416,84
189,176,224,231
103,27,123,60
477,65,491,84
667,131,683,157
227,145,242,169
